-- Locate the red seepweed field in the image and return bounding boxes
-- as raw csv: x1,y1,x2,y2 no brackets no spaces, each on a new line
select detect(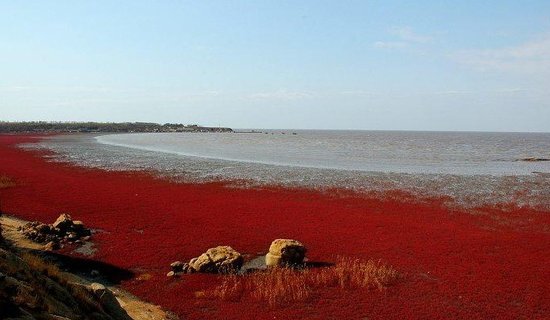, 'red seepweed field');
0,134,549,319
